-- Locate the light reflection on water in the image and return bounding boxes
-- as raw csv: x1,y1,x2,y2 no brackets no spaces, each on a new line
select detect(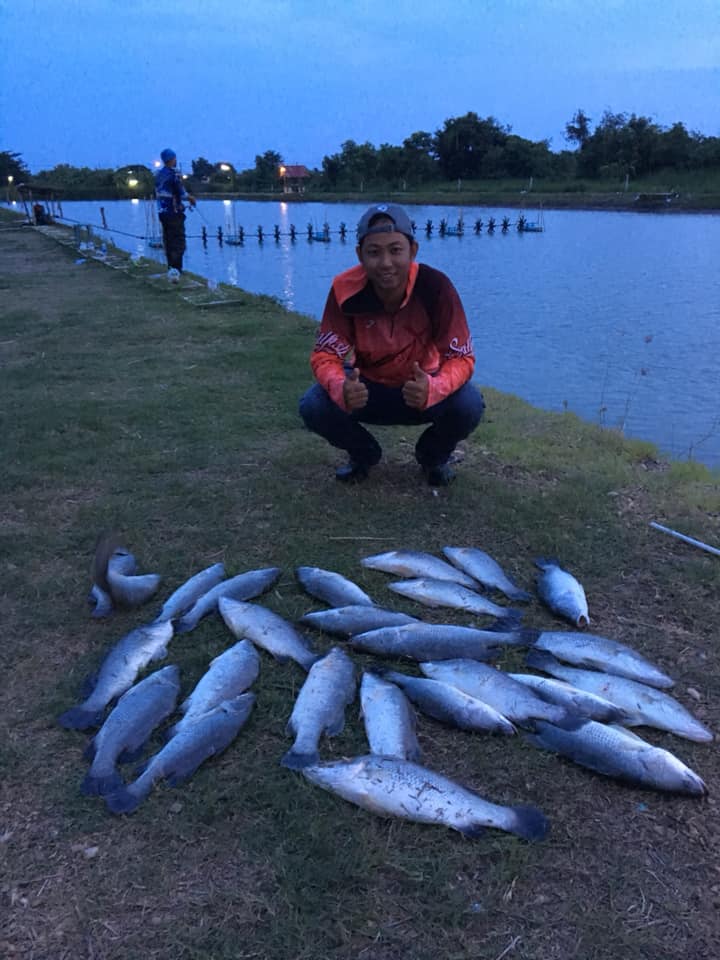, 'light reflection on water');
27,198,720,468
